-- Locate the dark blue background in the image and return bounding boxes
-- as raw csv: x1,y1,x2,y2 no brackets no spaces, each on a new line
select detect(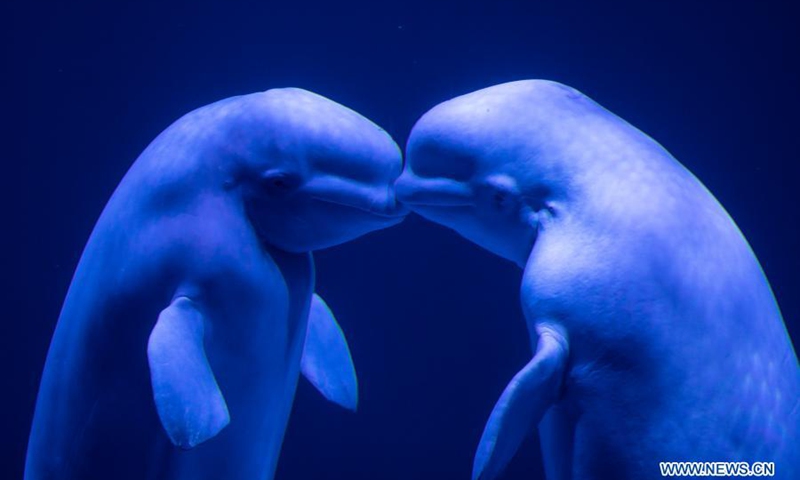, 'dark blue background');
5,0,798,478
